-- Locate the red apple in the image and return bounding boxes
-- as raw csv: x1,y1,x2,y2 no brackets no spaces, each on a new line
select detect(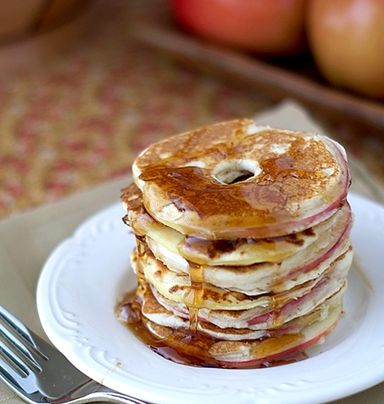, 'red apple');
307,0,384,98
171,0,307,55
